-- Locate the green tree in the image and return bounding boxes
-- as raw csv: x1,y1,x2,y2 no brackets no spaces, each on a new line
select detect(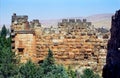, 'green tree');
80,68,101,78
40,49,69,78
0,37,18,78
45,49,55,65
18,60,42,78
0,30,1,37
43,65,68,78
67,66,76,78
1,25,7,37
41,49,55,74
